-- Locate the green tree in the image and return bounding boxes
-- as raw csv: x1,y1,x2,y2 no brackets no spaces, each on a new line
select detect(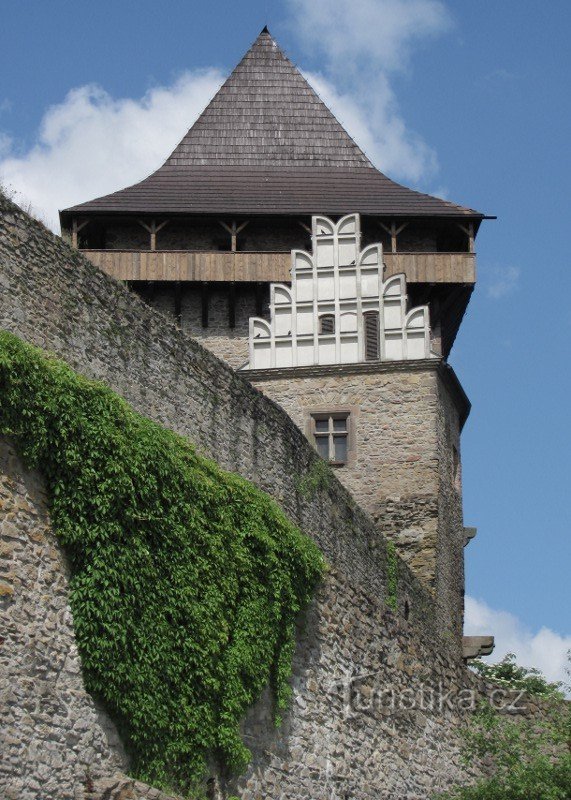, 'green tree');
470,653,565,699
435,654,571,800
